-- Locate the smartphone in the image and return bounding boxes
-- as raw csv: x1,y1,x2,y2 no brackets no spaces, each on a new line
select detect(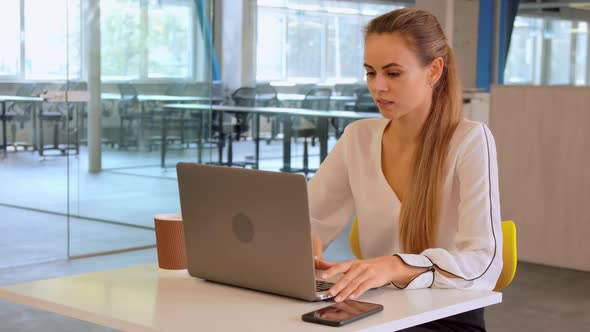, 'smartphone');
302,300,384,327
